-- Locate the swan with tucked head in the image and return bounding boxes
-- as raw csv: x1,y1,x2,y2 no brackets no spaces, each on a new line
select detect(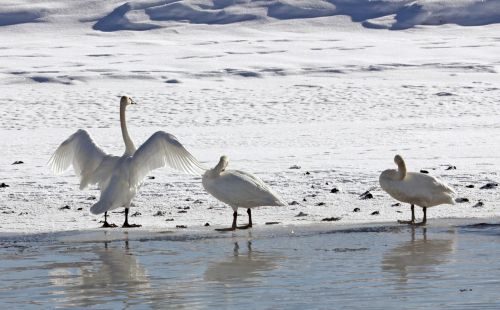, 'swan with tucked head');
49,96,204,228
379,154,456,225
202,155,286,231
